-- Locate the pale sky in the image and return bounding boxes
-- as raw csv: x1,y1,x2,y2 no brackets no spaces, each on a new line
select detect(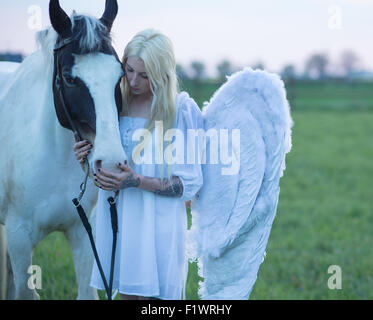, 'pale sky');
0,0,372,76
